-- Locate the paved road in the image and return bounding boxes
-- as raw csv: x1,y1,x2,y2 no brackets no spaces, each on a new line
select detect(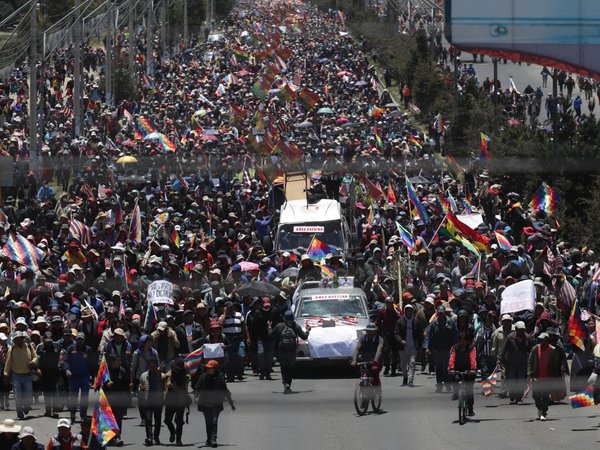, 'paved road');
2,366,600,449
466,56,595,118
